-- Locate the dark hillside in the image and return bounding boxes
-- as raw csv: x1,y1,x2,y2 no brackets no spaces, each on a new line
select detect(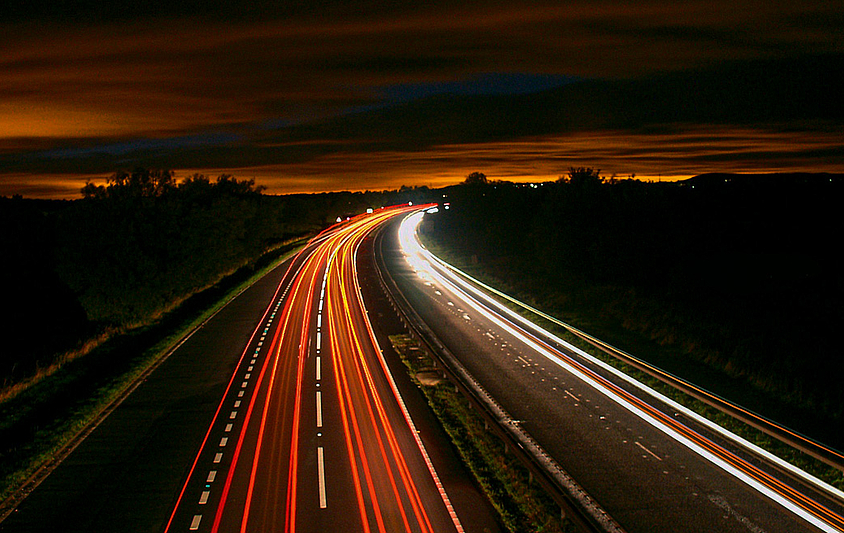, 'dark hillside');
423,173,844,448
1,198,90,381
1,171,434,390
